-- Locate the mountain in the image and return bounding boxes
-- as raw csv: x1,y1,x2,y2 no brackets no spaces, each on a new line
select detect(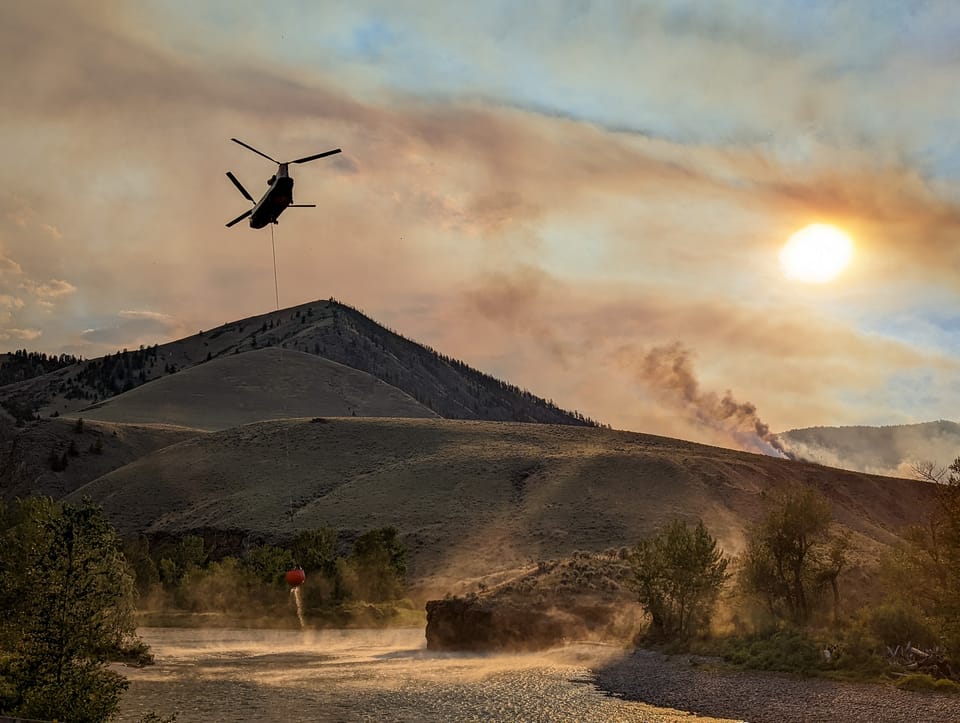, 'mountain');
75,348,437,431
0,299,600,427
777,420,960,477
67,417,939,595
